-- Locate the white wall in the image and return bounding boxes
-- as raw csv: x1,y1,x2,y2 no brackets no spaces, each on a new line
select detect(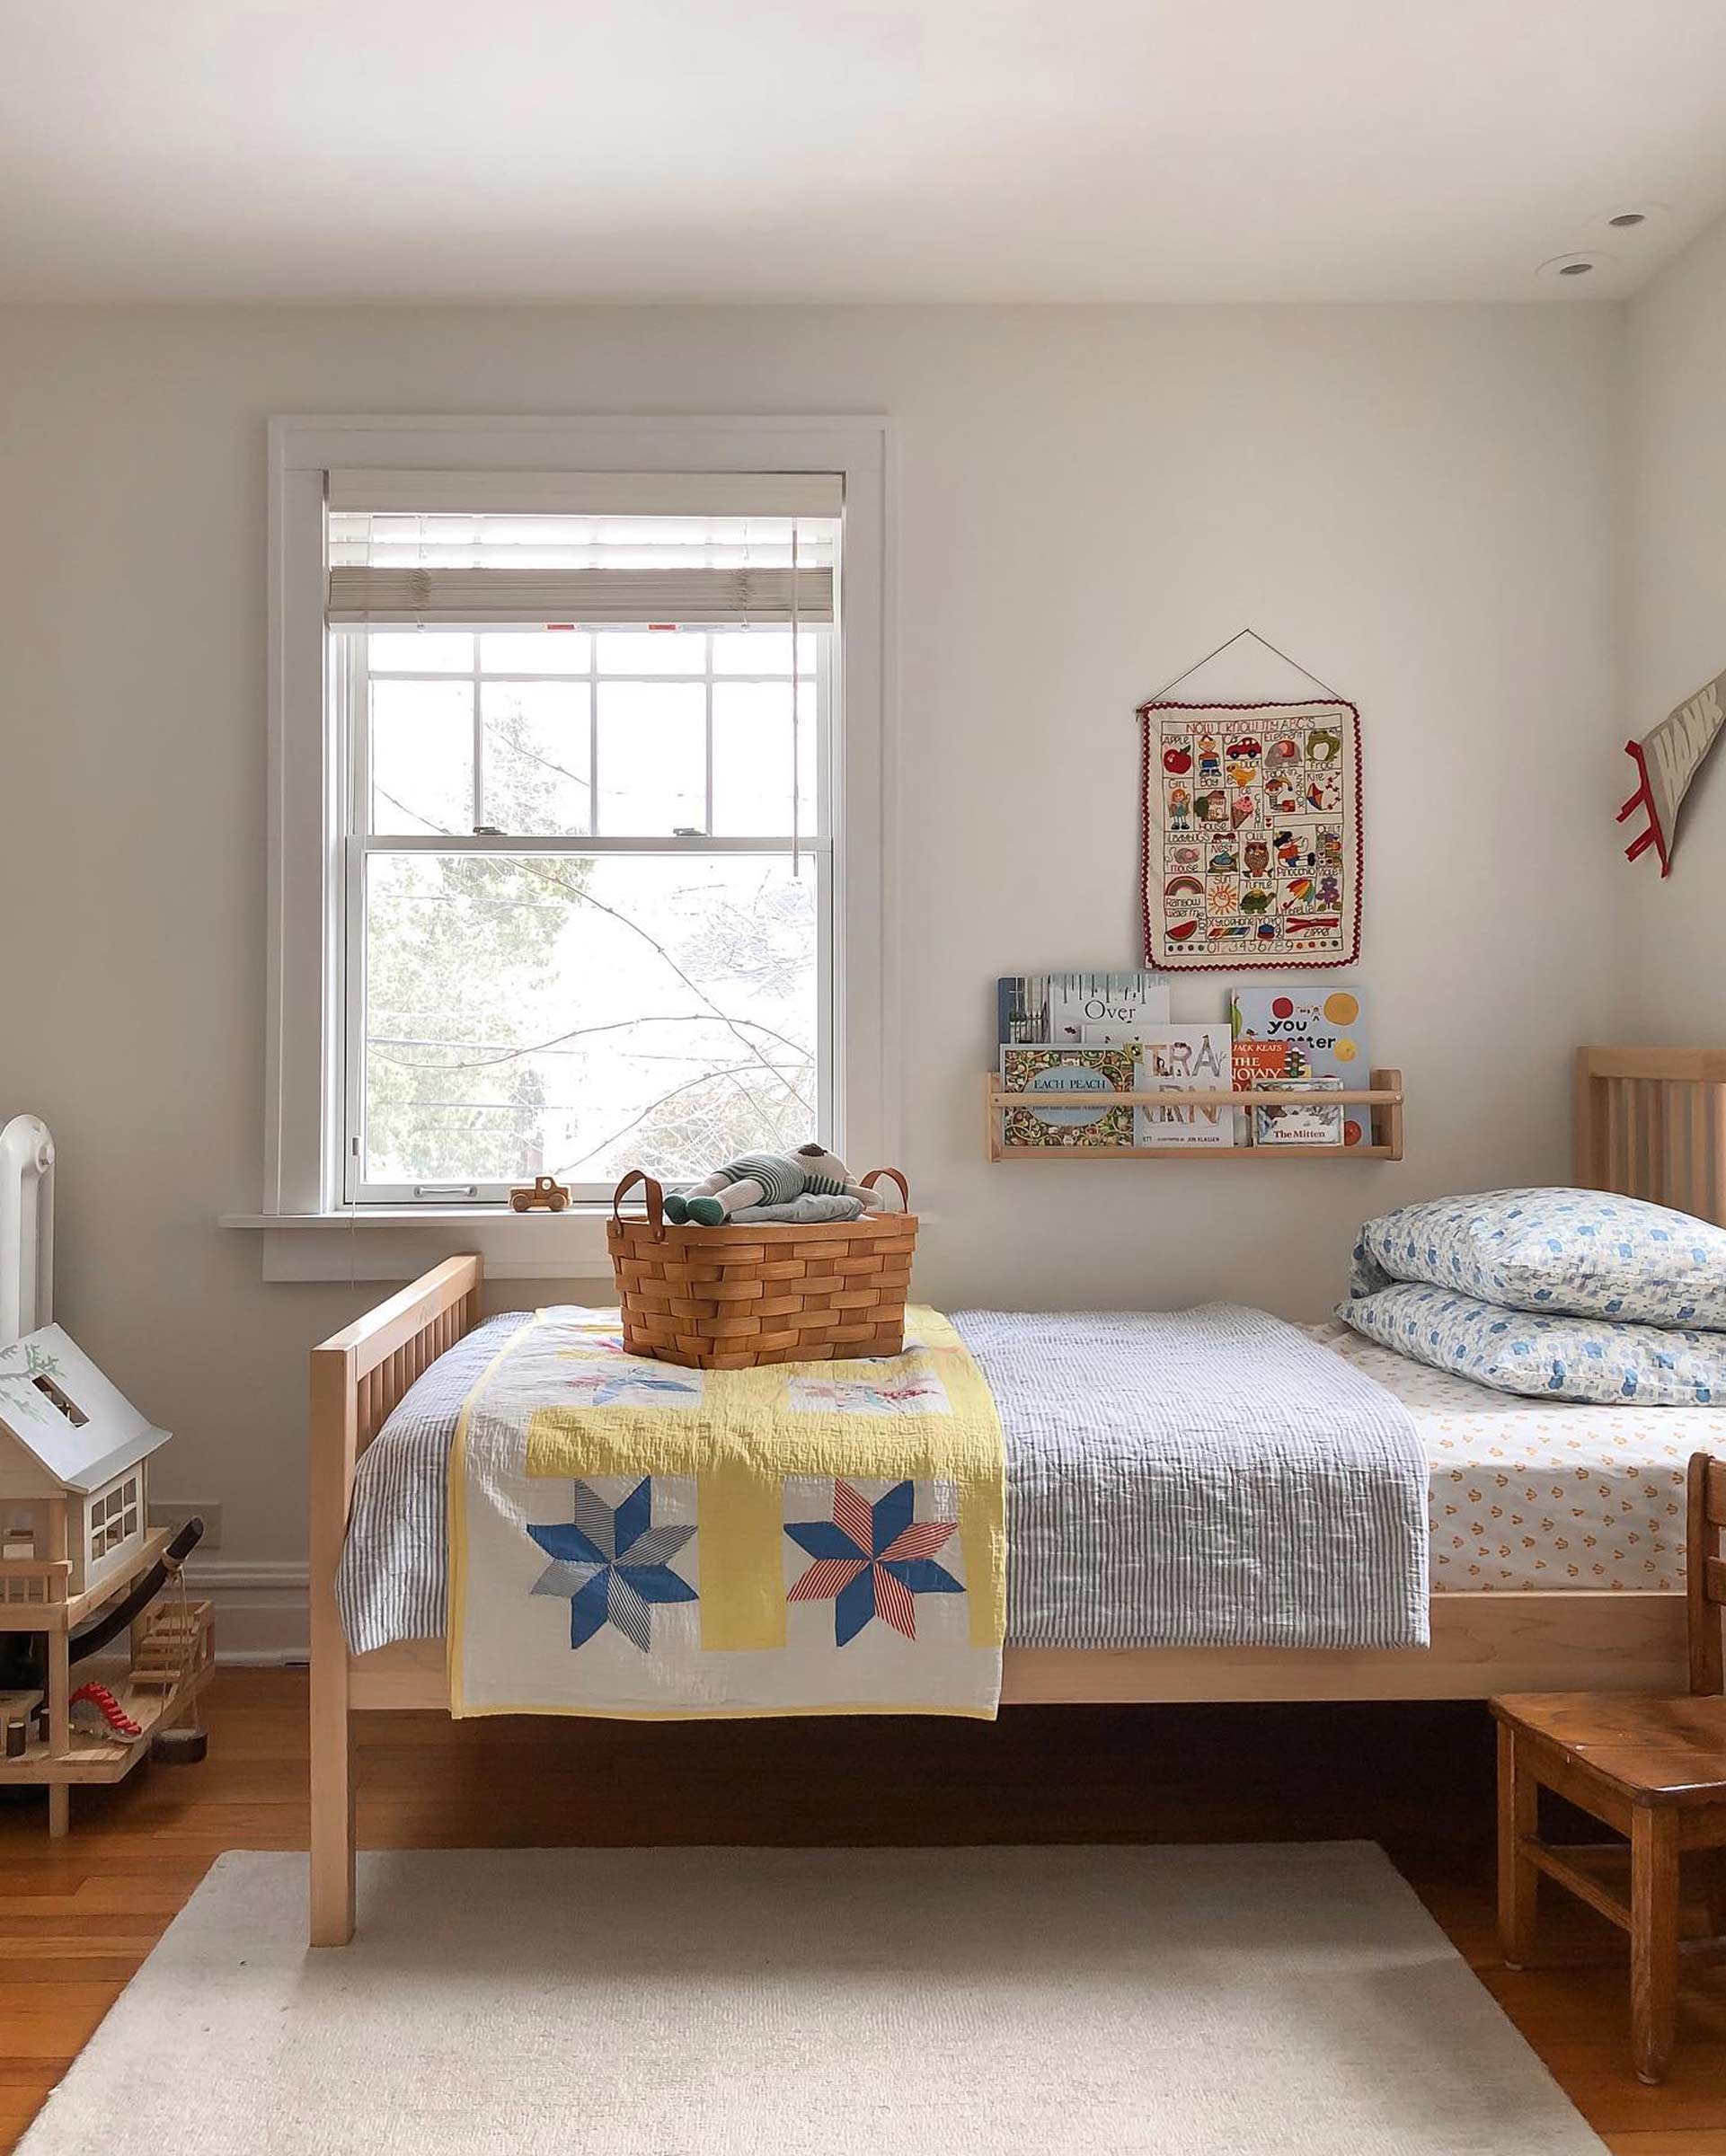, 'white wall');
1624,219,1726,1032
0,302,1626,1610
